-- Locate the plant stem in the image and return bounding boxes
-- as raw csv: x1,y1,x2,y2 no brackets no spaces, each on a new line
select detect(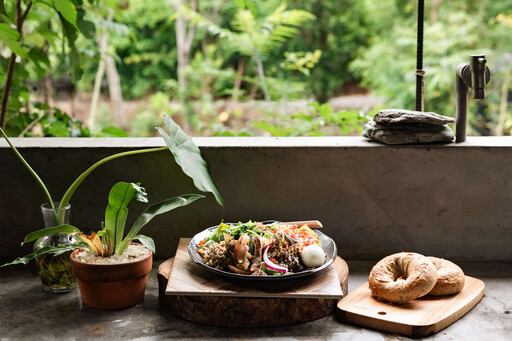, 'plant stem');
0,127,54,208
58,147,168,209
